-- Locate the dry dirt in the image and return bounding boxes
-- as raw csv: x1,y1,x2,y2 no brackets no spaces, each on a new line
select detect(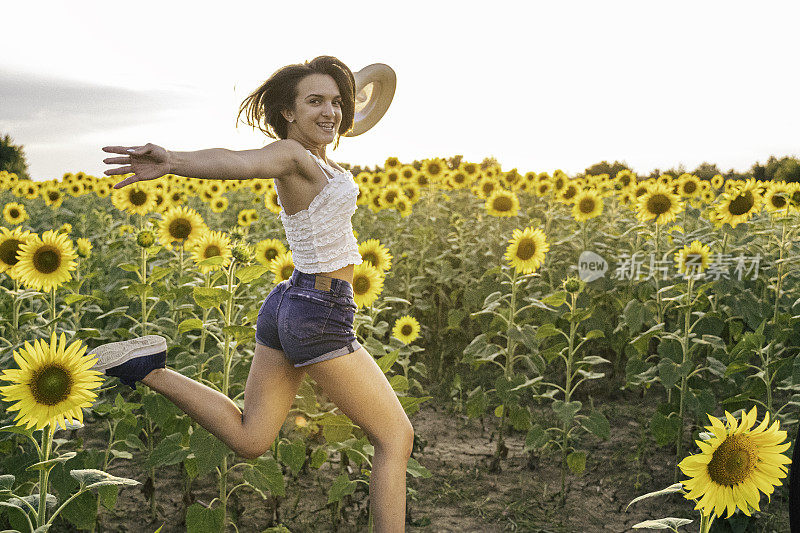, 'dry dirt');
44,389,791,532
